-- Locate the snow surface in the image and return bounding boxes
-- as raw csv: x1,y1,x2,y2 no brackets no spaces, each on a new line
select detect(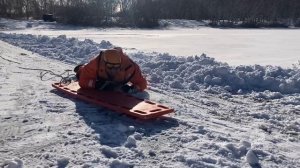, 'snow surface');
1,18,300,67
1,19,300,167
